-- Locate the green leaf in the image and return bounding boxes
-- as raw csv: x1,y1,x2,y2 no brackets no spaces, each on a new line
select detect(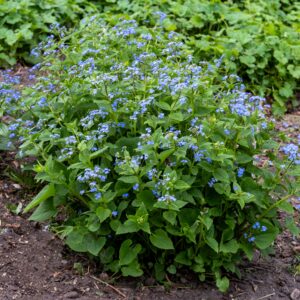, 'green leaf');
220,239,239,253
255,230,278,250
214,168,230,183
169,112,184,122
121,260,143,277
119,239,142,266
167,264,177,274
163,211,177,225
24,183,55,213
190,15,204,28
274,50,288,65
240,55,255,66
206,237,219,253
216,276,229,292
118,176,139,184
156,101,171,111
175,180,190,190
87,236,106,256
279,85,293,99
116,220,139,234
285,217,300,236
236,152,252,164
175,251,192,266
89,146,109,159
65,229,87,252
96,207,111,223
28,198,56,221
158,148,175,163
278,201,294,213
150,229,174,250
